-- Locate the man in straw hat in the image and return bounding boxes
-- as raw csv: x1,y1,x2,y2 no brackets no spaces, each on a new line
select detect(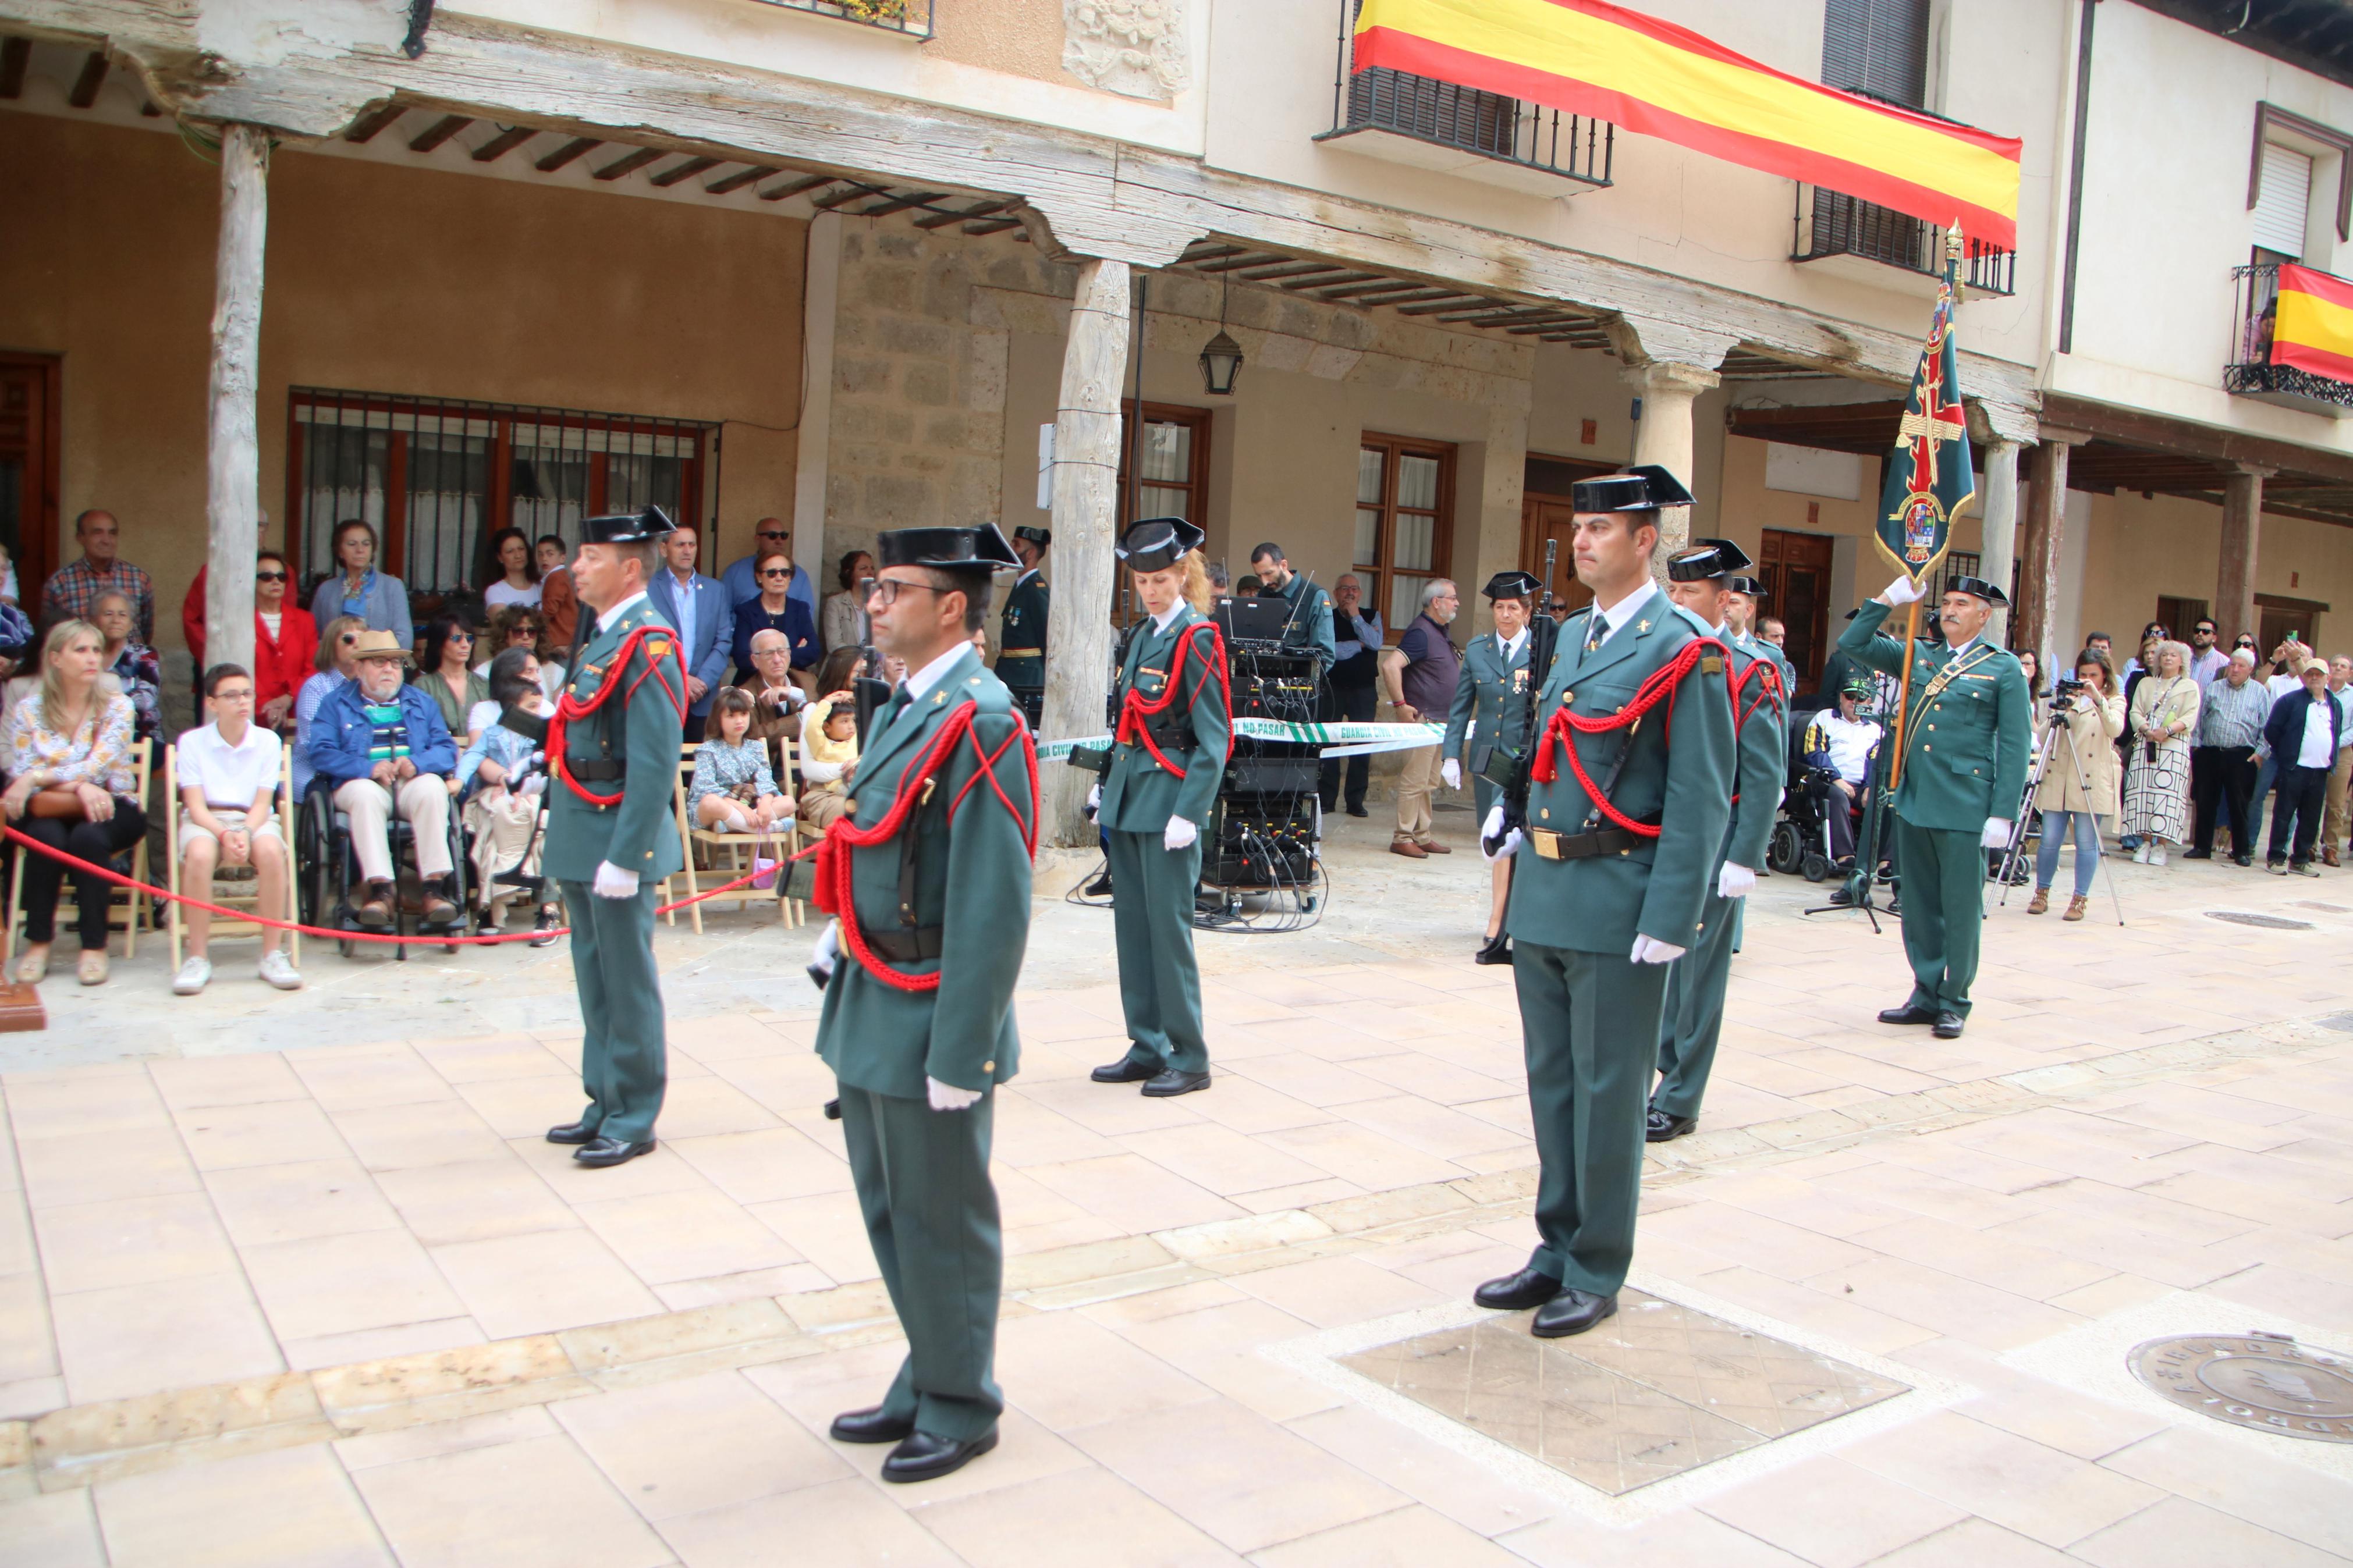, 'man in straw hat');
305,627,461,930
